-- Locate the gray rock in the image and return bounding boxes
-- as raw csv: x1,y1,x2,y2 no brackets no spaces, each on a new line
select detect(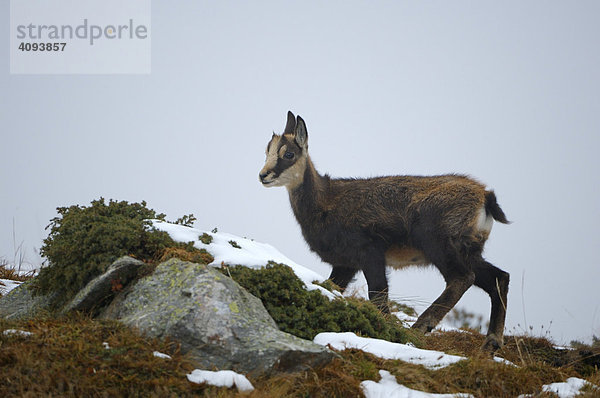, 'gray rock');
101,258,336,375
0,280,57,320
63,256,143,314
